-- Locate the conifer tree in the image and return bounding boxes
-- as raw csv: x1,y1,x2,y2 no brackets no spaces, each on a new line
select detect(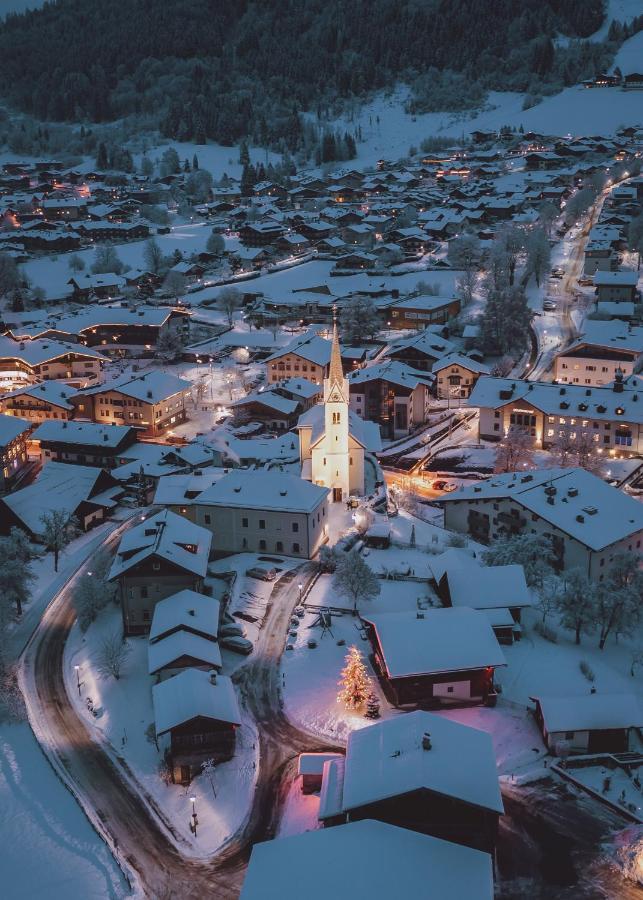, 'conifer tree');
337,645,371,710
365,691,381,719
